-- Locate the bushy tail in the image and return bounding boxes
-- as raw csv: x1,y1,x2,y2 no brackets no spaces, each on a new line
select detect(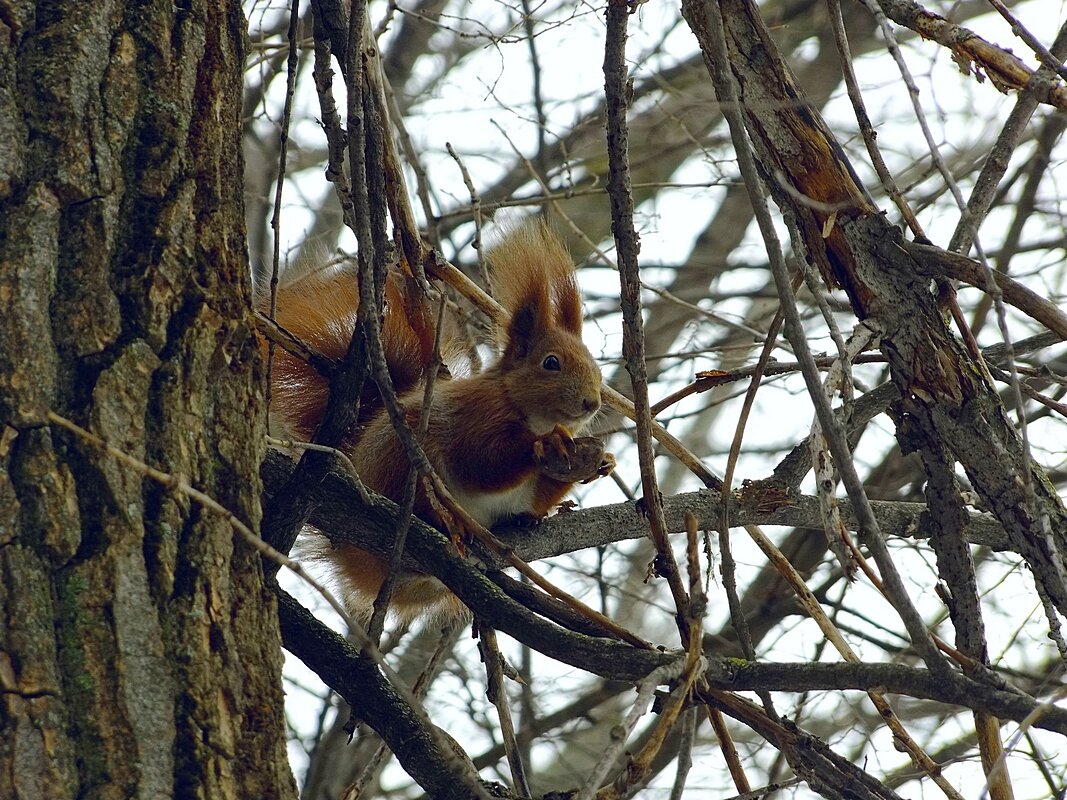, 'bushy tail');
260,266,435,442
